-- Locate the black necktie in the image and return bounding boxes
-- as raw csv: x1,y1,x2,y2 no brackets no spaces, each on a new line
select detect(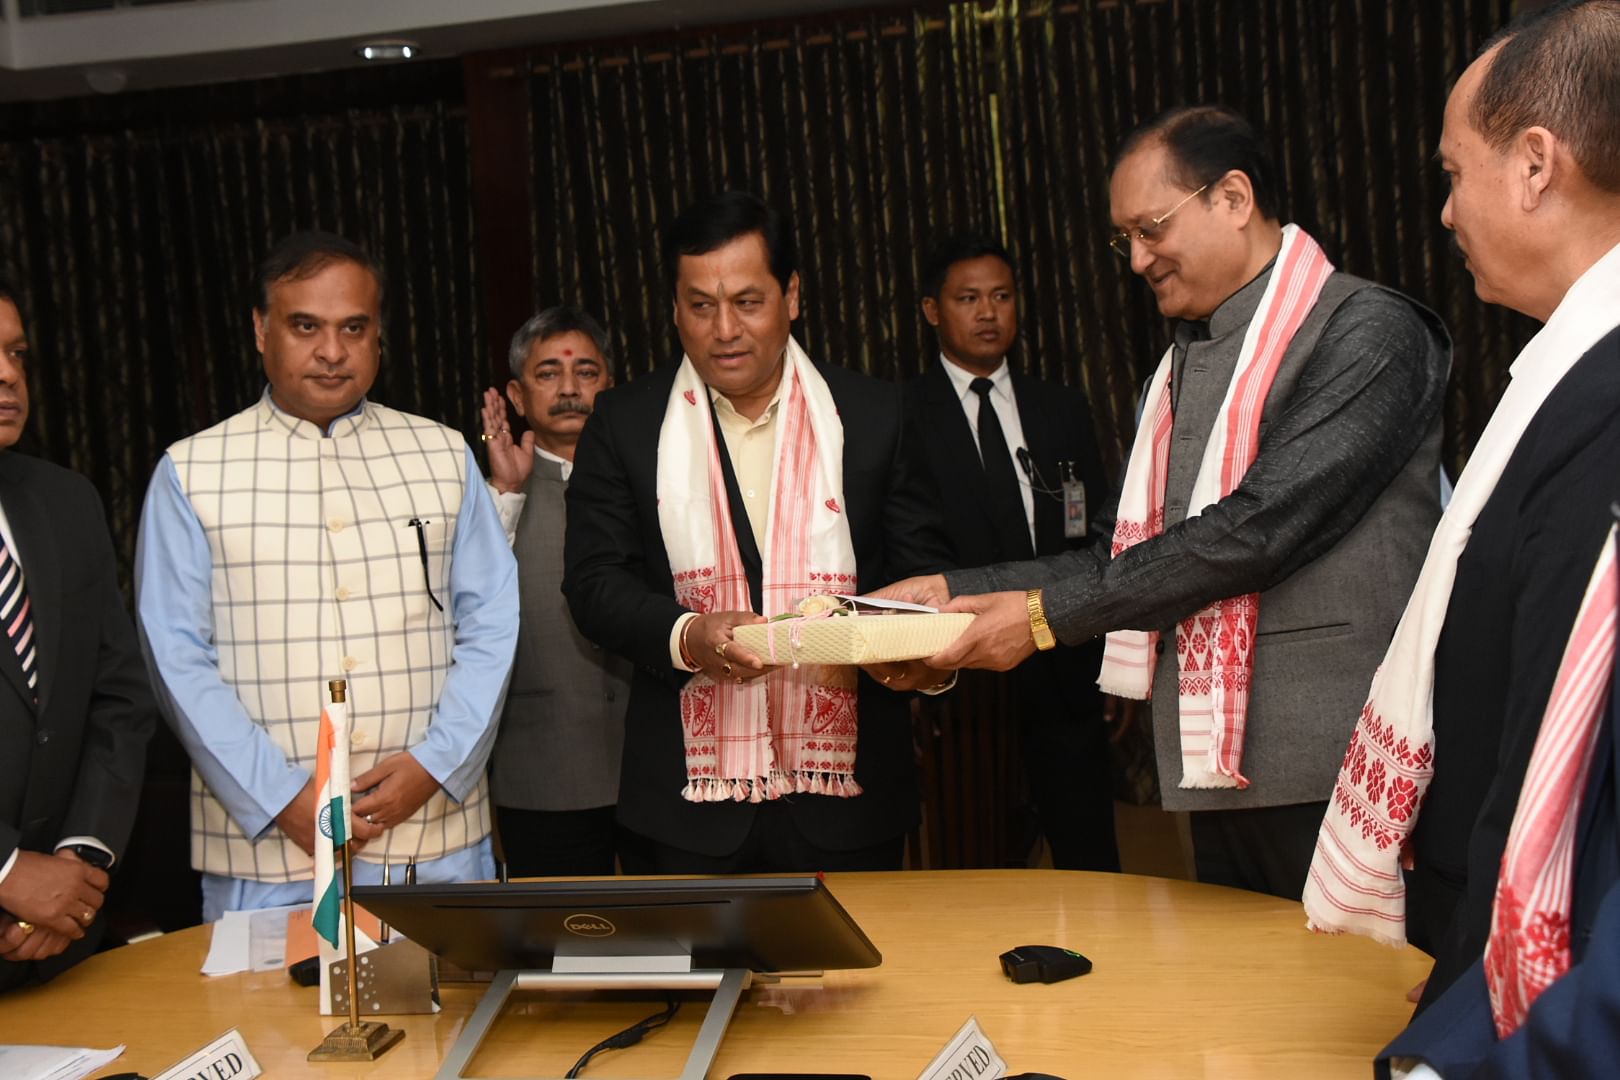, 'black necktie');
970,377,1034,560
